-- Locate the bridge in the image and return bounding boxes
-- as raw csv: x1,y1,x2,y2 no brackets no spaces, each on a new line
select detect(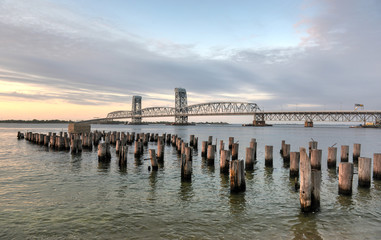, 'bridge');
80,88,381,127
